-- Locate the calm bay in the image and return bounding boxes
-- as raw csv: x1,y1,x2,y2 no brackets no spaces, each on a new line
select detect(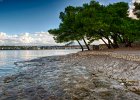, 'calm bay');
0,49,80,77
